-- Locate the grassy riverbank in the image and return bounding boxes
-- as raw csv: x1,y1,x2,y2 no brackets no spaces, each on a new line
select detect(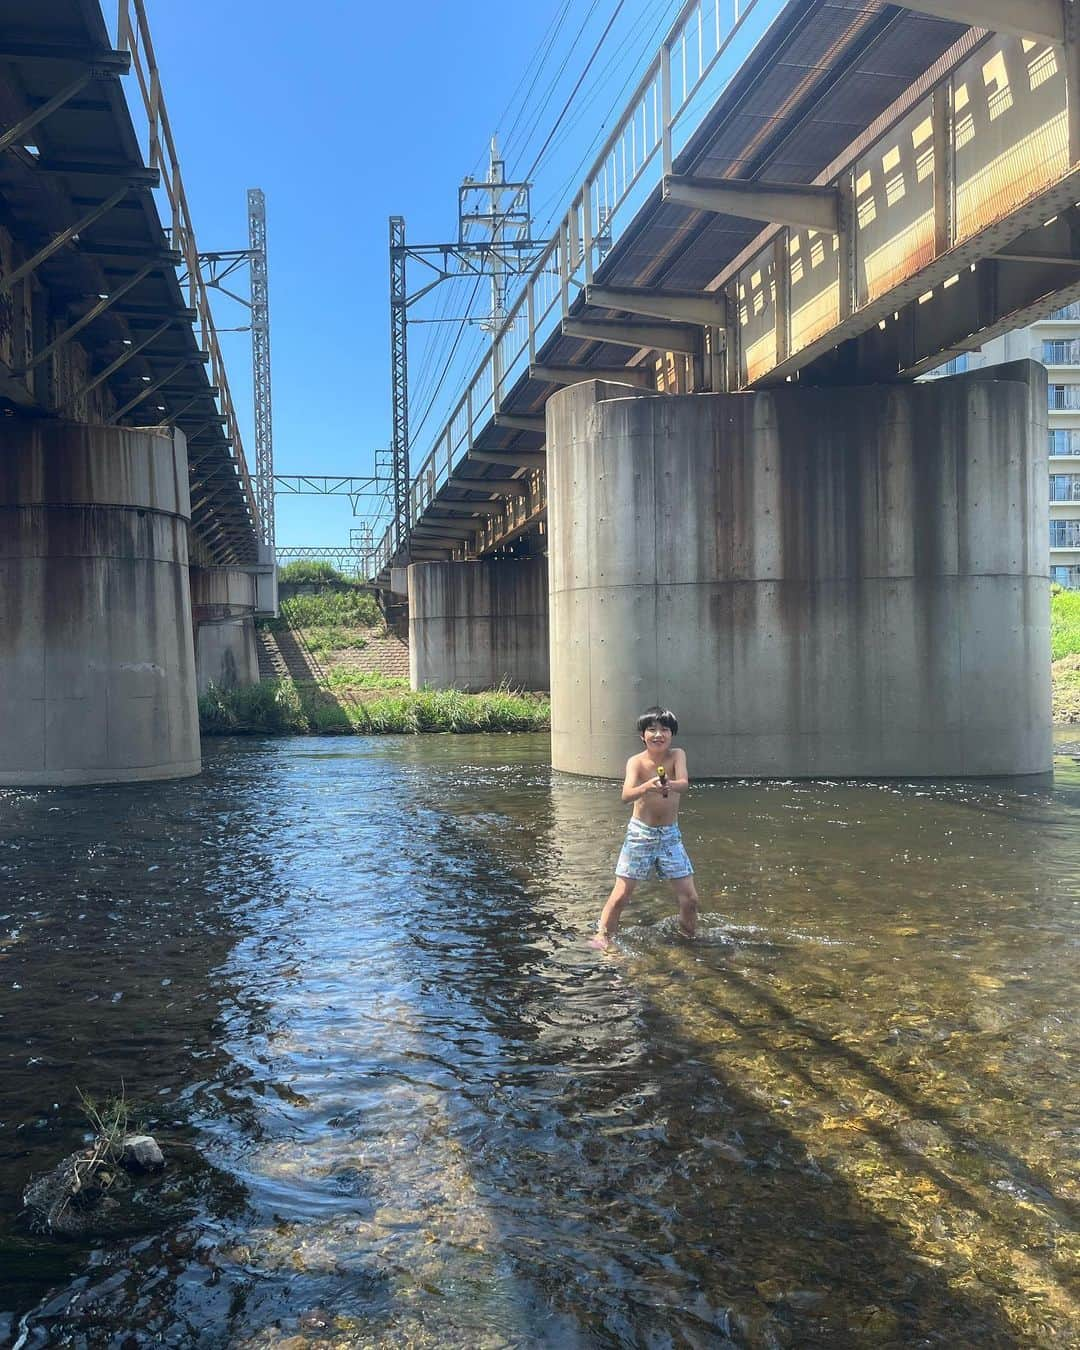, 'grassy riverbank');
199,678,549,736
204,570,1080,731
200,566,550,737
1053,586,1080,723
